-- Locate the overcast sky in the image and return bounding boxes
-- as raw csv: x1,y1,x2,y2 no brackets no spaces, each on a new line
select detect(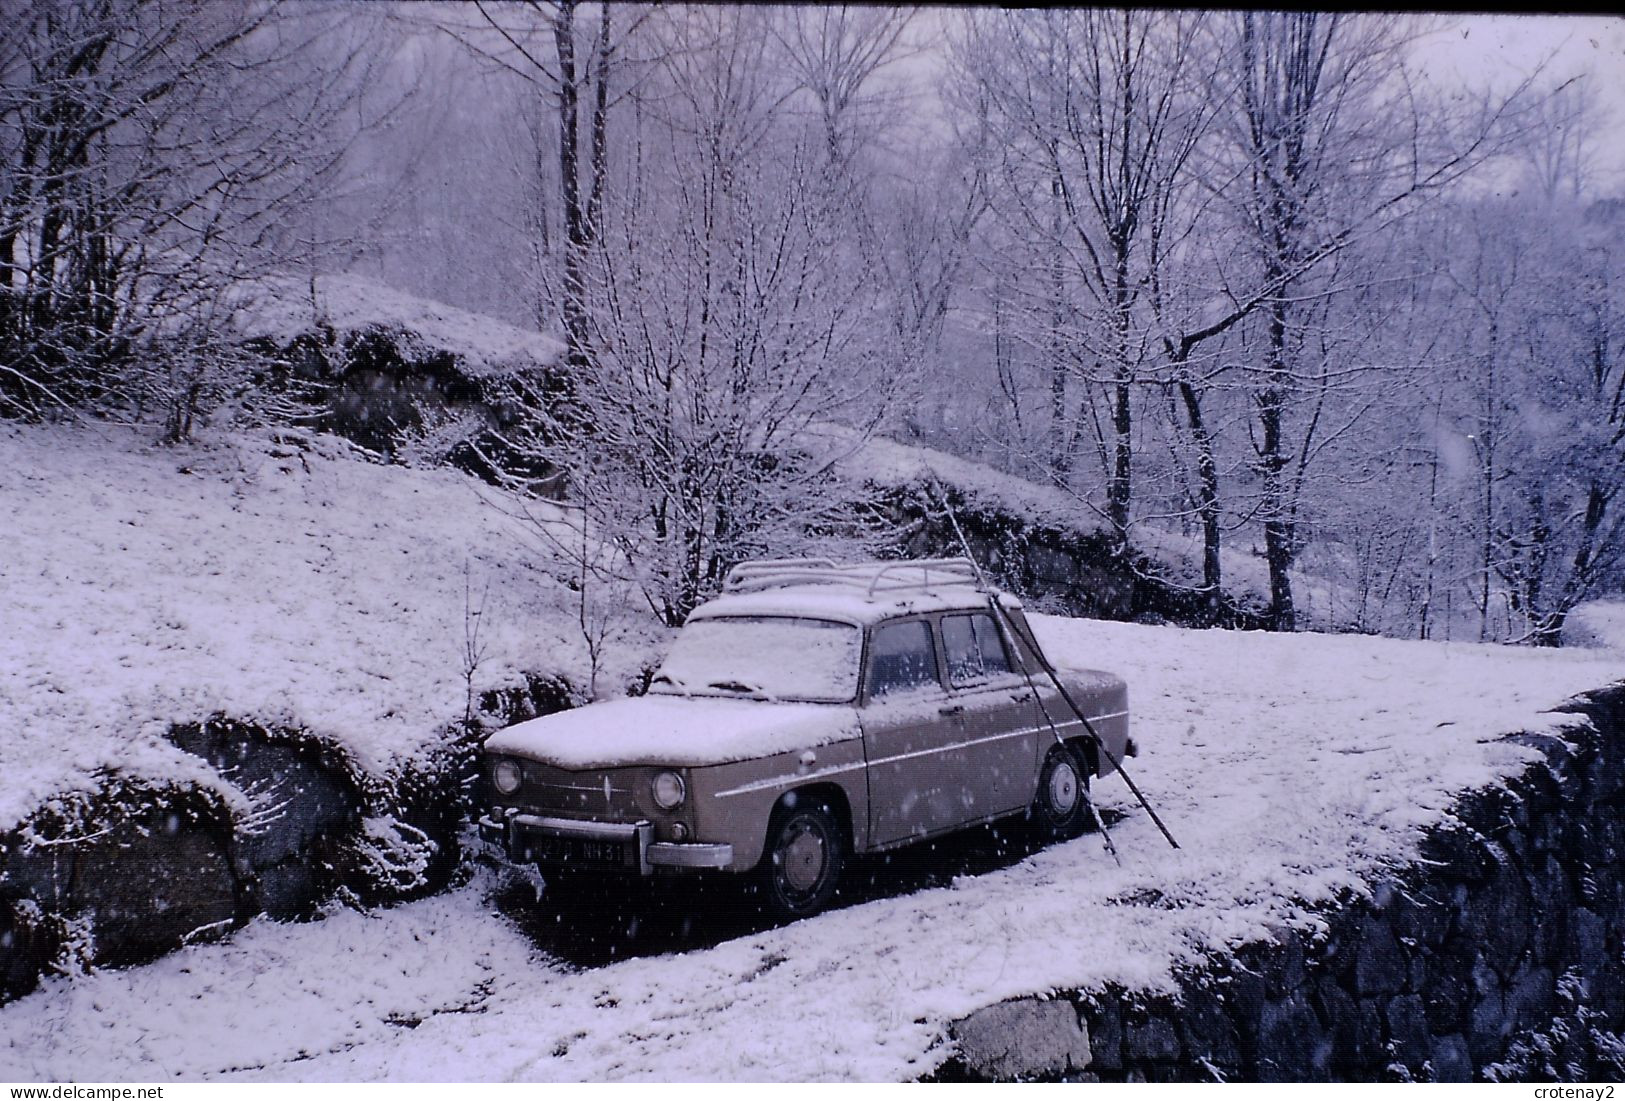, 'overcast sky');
1424,13,1625,182
1427,13,1625,88
888,12,1625,190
